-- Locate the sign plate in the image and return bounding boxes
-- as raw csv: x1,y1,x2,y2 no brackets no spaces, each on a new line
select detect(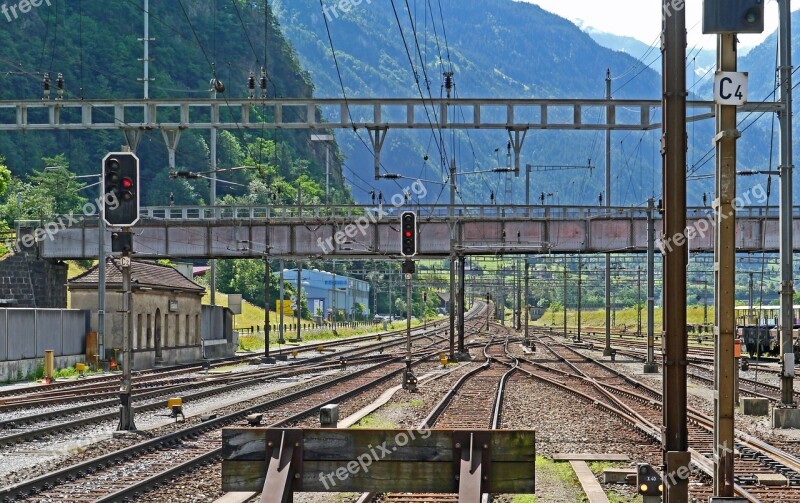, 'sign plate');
714,71,748,106
120,256,131,268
